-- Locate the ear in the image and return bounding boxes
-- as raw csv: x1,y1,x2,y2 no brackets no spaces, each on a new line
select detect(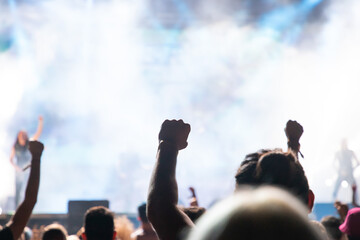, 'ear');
113,231,117,240
82,233,87,240
307,189,315,213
